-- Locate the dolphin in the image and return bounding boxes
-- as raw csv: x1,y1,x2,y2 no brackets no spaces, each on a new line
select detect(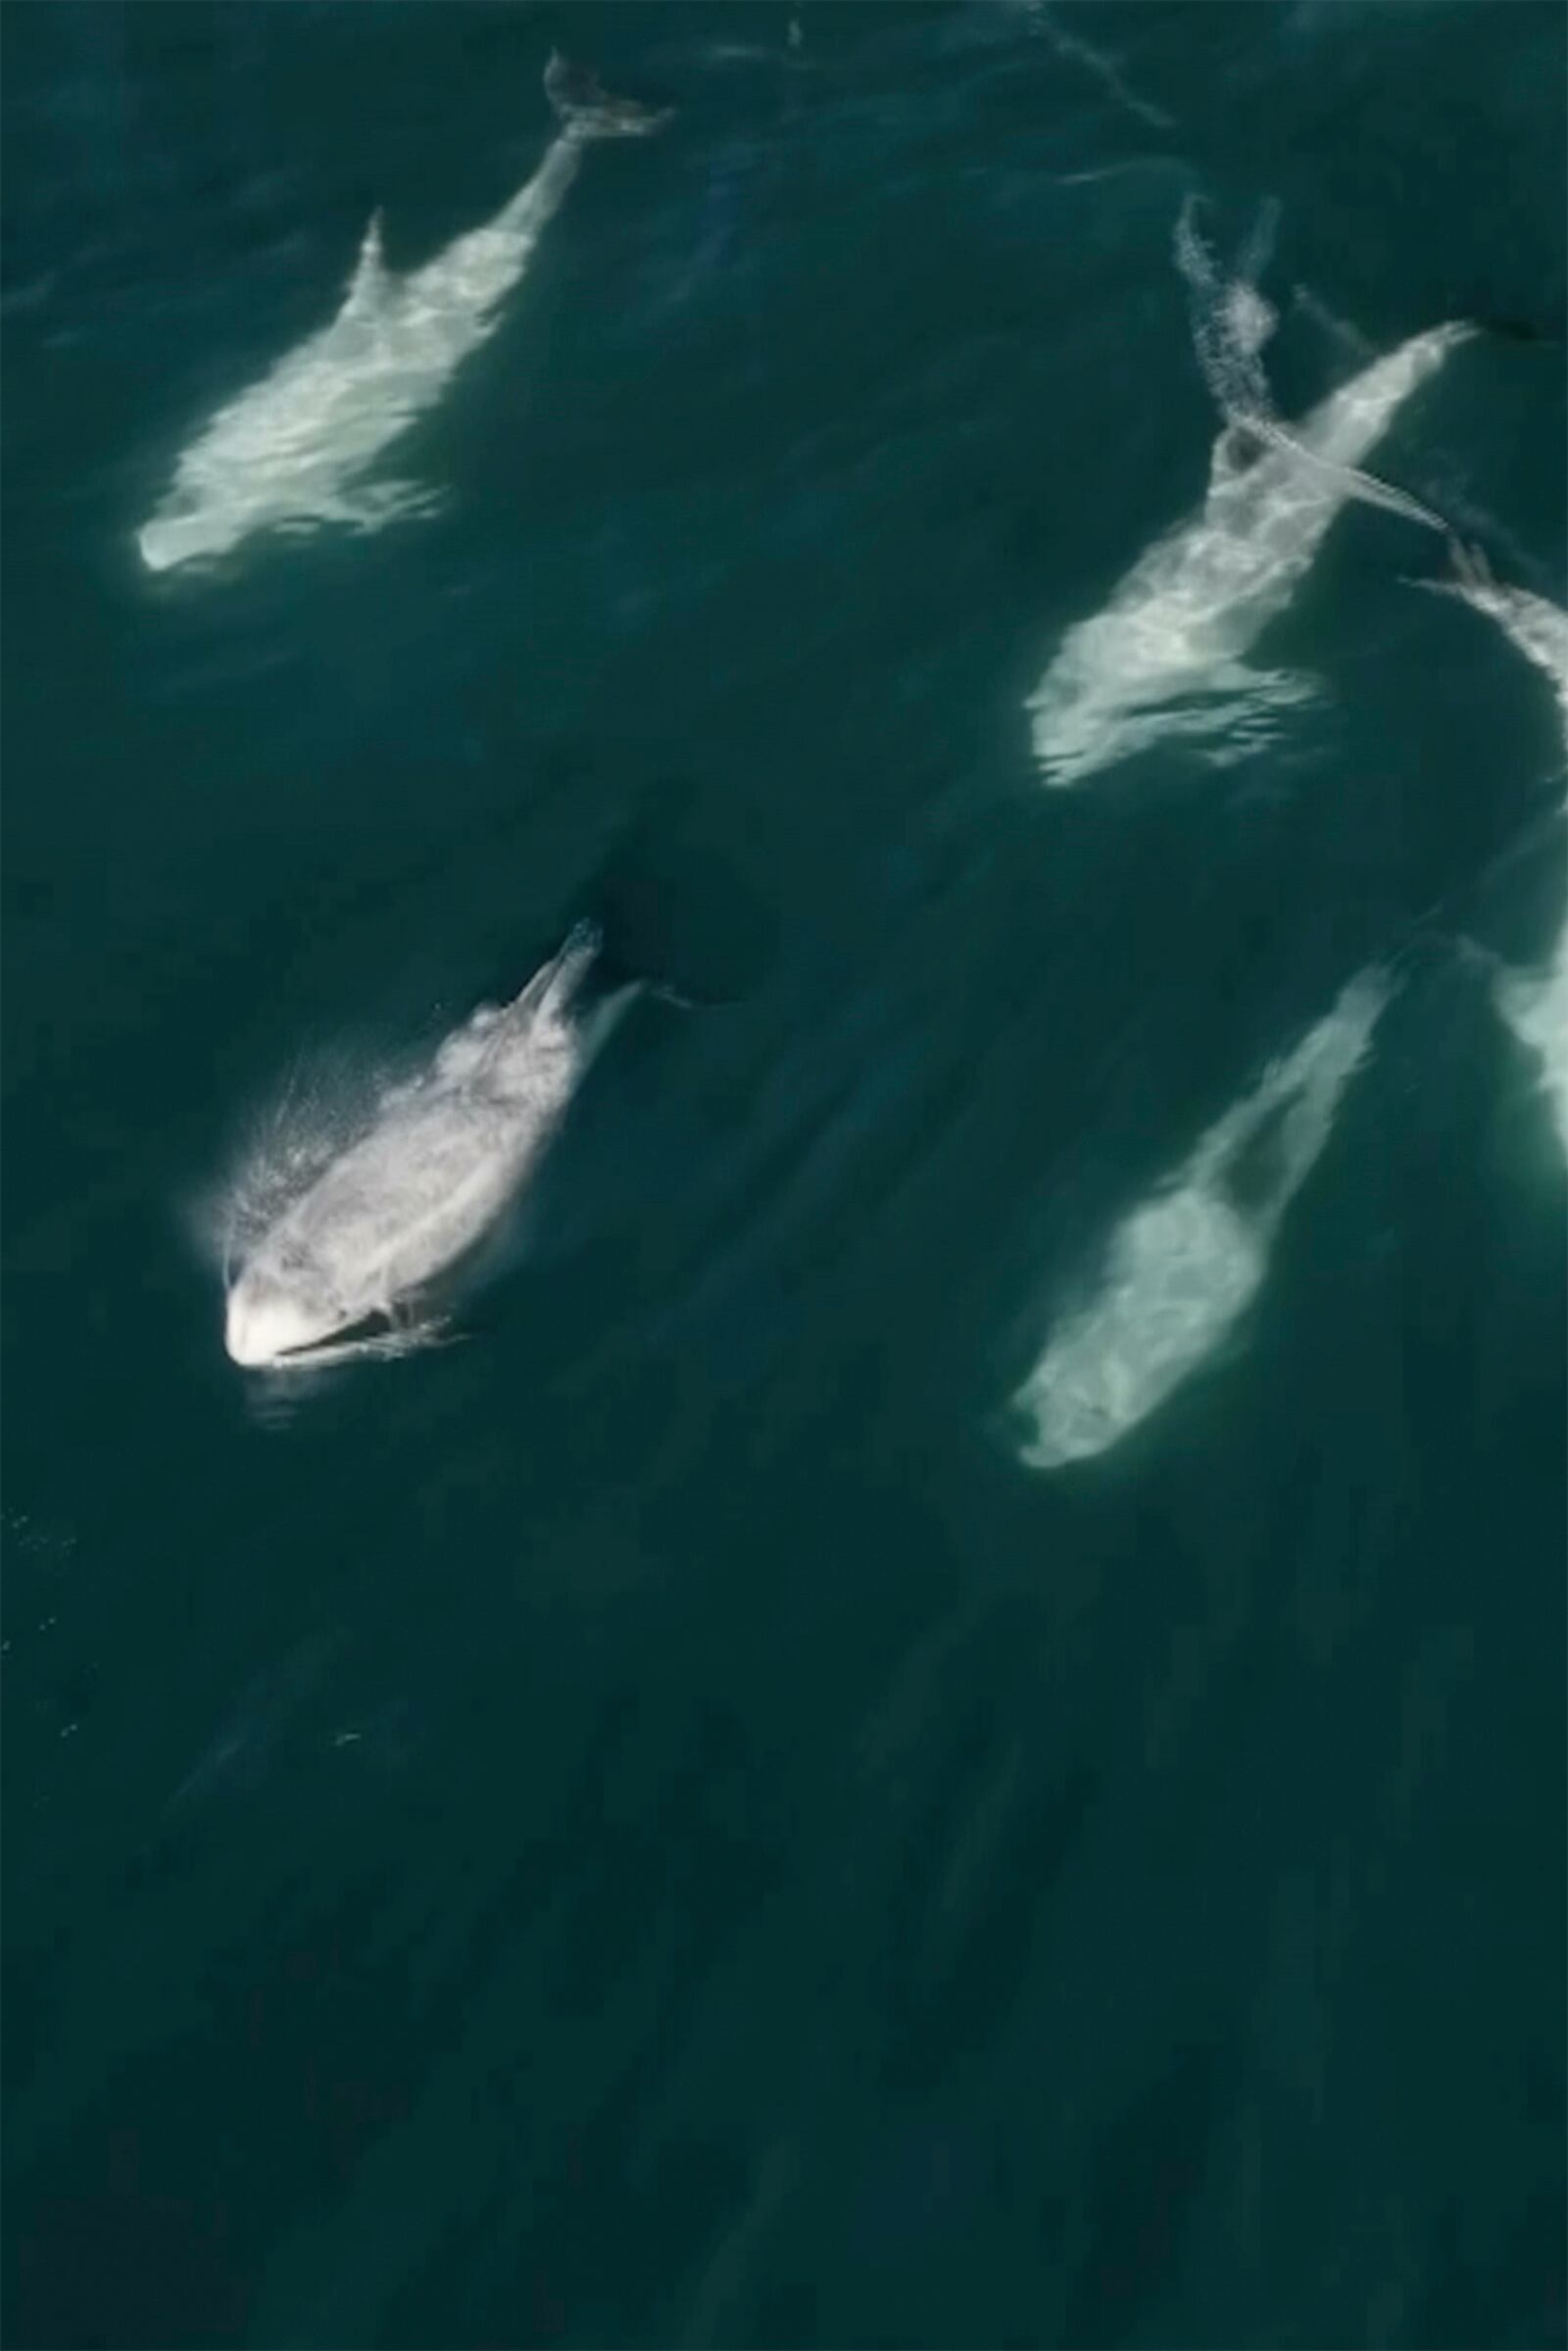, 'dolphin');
1027,320,1471,786
223,924,626,1368
1418,542,1568,1153
1012,968,1389,1467
138,57,669,574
